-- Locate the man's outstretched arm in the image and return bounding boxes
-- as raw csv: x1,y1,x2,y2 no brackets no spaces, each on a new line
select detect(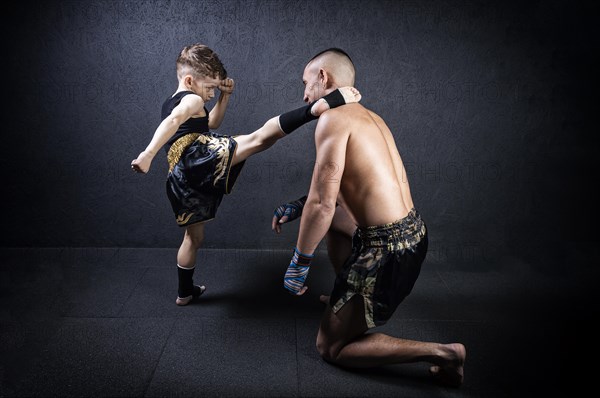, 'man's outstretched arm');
284,112,349,295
